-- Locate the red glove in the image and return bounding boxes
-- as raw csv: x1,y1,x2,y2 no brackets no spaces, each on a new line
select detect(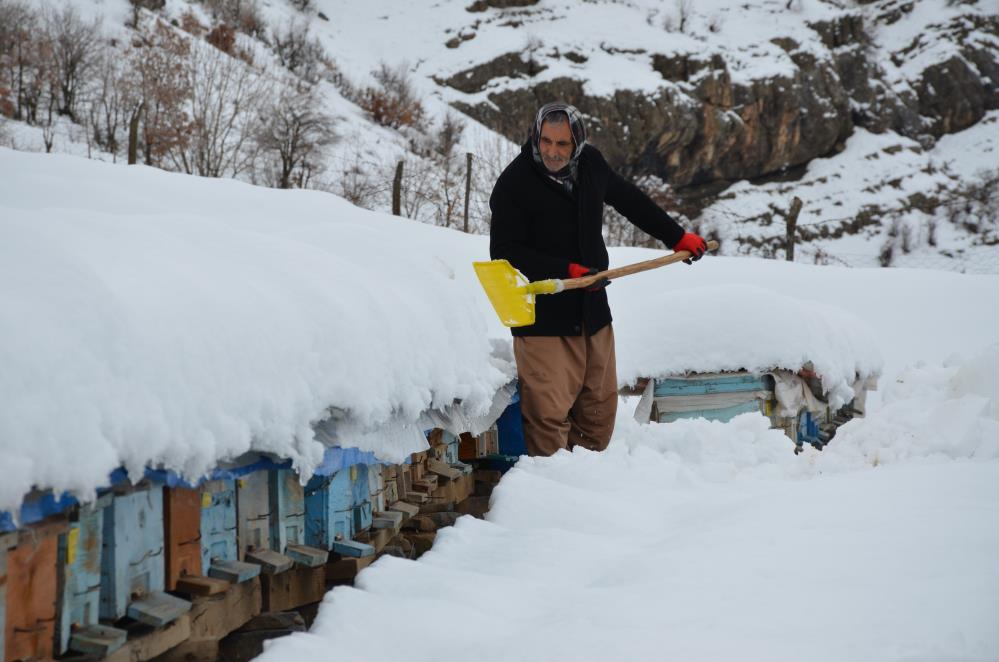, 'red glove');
567,263,609,291
673,232,707,264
